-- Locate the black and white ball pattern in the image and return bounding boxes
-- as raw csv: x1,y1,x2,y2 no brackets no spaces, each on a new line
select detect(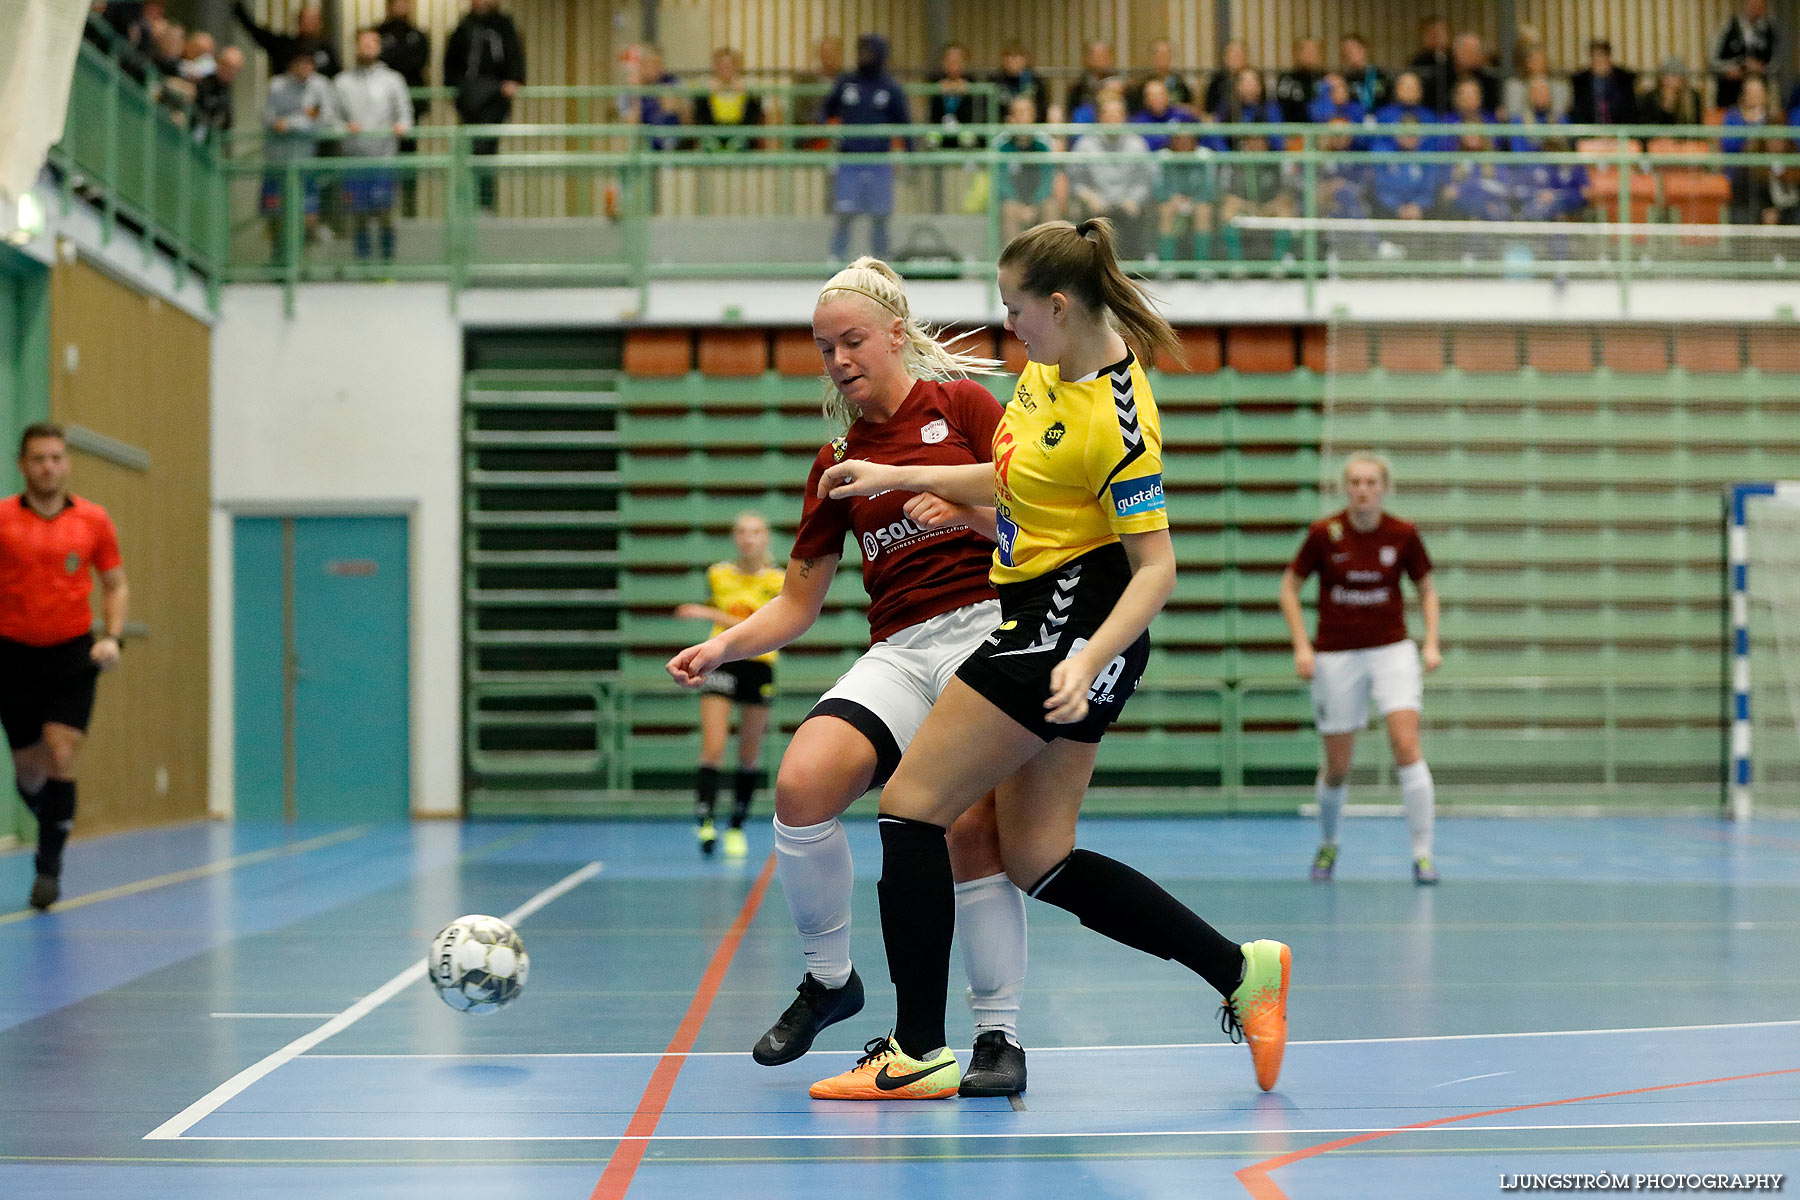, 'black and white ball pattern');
428,915,529,1013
